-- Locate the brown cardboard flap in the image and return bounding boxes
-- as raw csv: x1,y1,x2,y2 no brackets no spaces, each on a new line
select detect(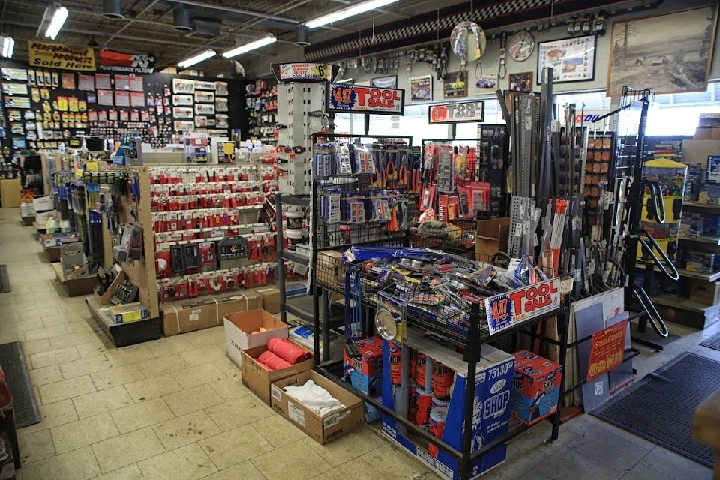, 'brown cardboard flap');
241,342,313,405
476,217,510,260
